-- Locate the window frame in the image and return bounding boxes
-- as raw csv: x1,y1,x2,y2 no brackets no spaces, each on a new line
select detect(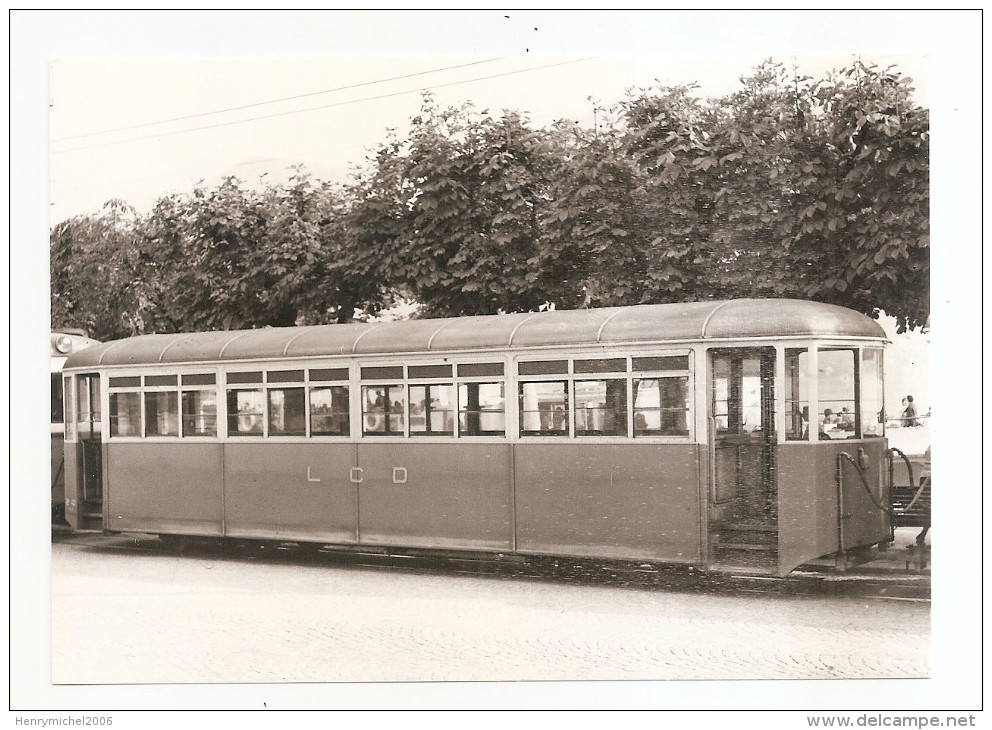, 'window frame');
515,351,695,442
456,379,507,437
108,388,143,439
143,386,180,439
360,382,407,437
267,385,308,438
308,381,351,438
816,347,862,441
408,382,457,437
98,349,698,444
572,376,629,438
180,386,219,439
518,378,571,437
631,374,692,438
